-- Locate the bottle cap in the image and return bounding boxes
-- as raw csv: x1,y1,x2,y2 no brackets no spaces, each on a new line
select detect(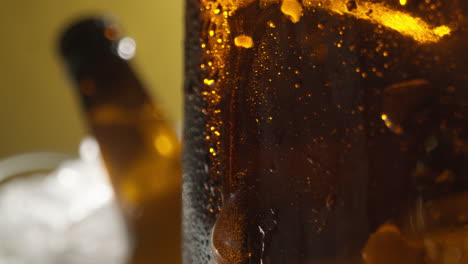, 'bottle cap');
59,17,122,80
